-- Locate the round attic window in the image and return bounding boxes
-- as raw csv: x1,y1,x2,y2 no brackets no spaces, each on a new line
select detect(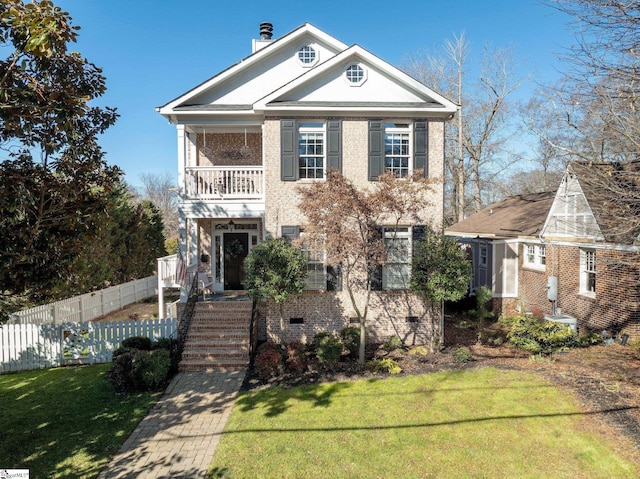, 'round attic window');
345,63,366,85
297,45,317,66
